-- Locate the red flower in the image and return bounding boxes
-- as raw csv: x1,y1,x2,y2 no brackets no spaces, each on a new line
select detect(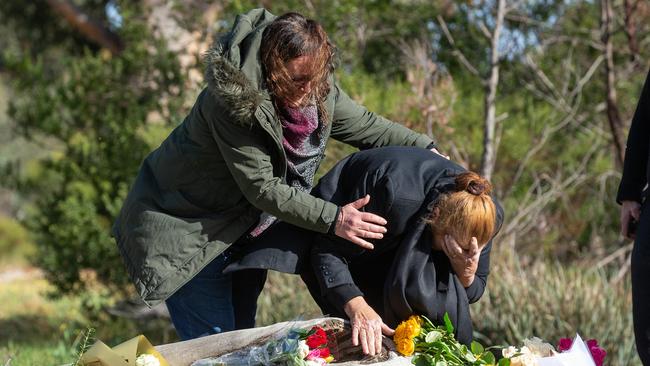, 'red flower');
557,338,573,352
319,347,331,358
306,327,328,348
587,339,606,366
